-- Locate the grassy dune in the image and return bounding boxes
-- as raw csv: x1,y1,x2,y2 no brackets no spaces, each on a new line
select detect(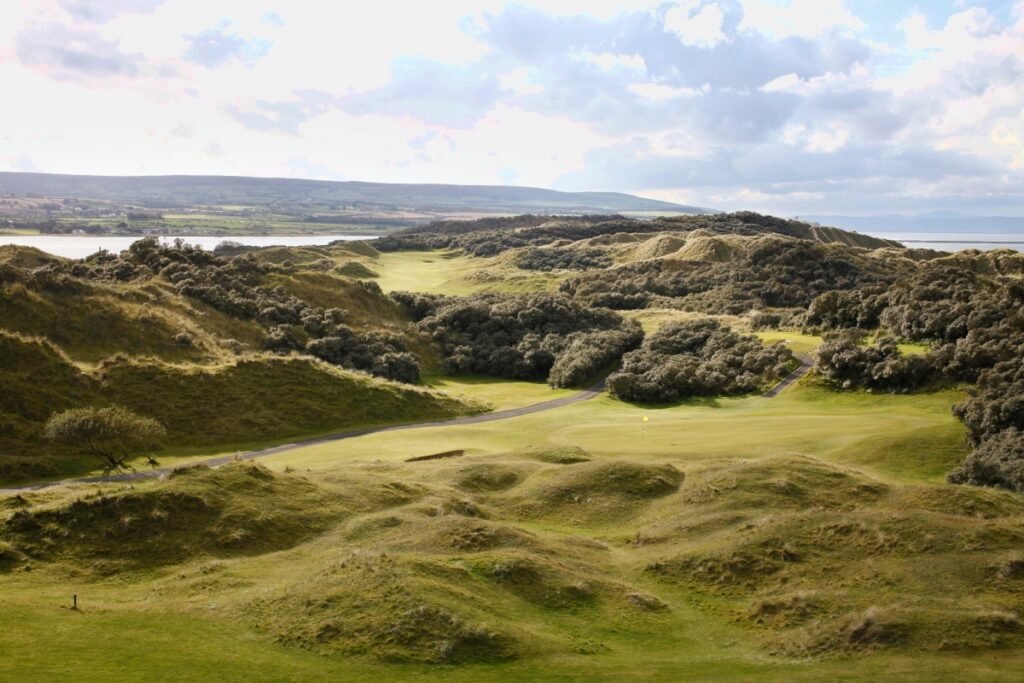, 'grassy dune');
1,390,1020,682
